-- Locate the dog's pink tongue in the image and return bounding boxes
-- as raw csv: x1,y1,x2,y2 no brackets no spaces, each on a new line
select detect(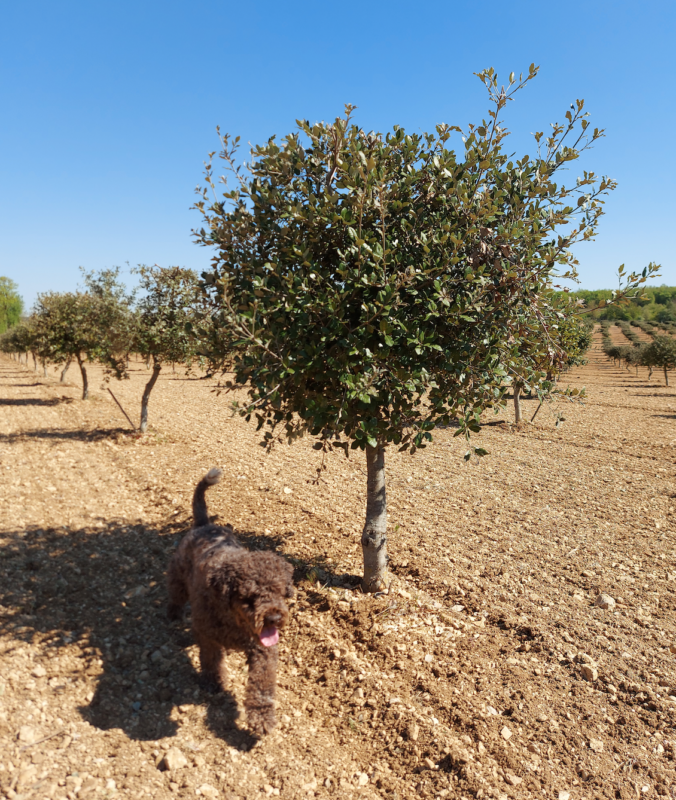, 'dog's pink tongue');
260,626,279,647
